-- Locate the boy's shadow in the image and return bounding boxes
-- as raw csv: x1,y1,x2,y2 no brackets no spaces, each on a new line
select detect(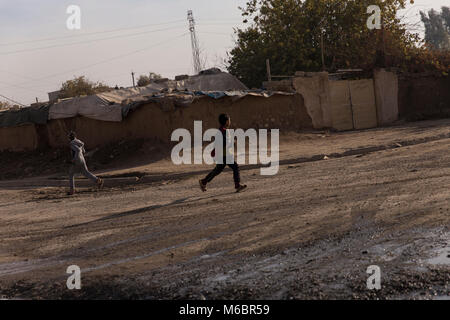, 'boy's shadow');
64,191,235,229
